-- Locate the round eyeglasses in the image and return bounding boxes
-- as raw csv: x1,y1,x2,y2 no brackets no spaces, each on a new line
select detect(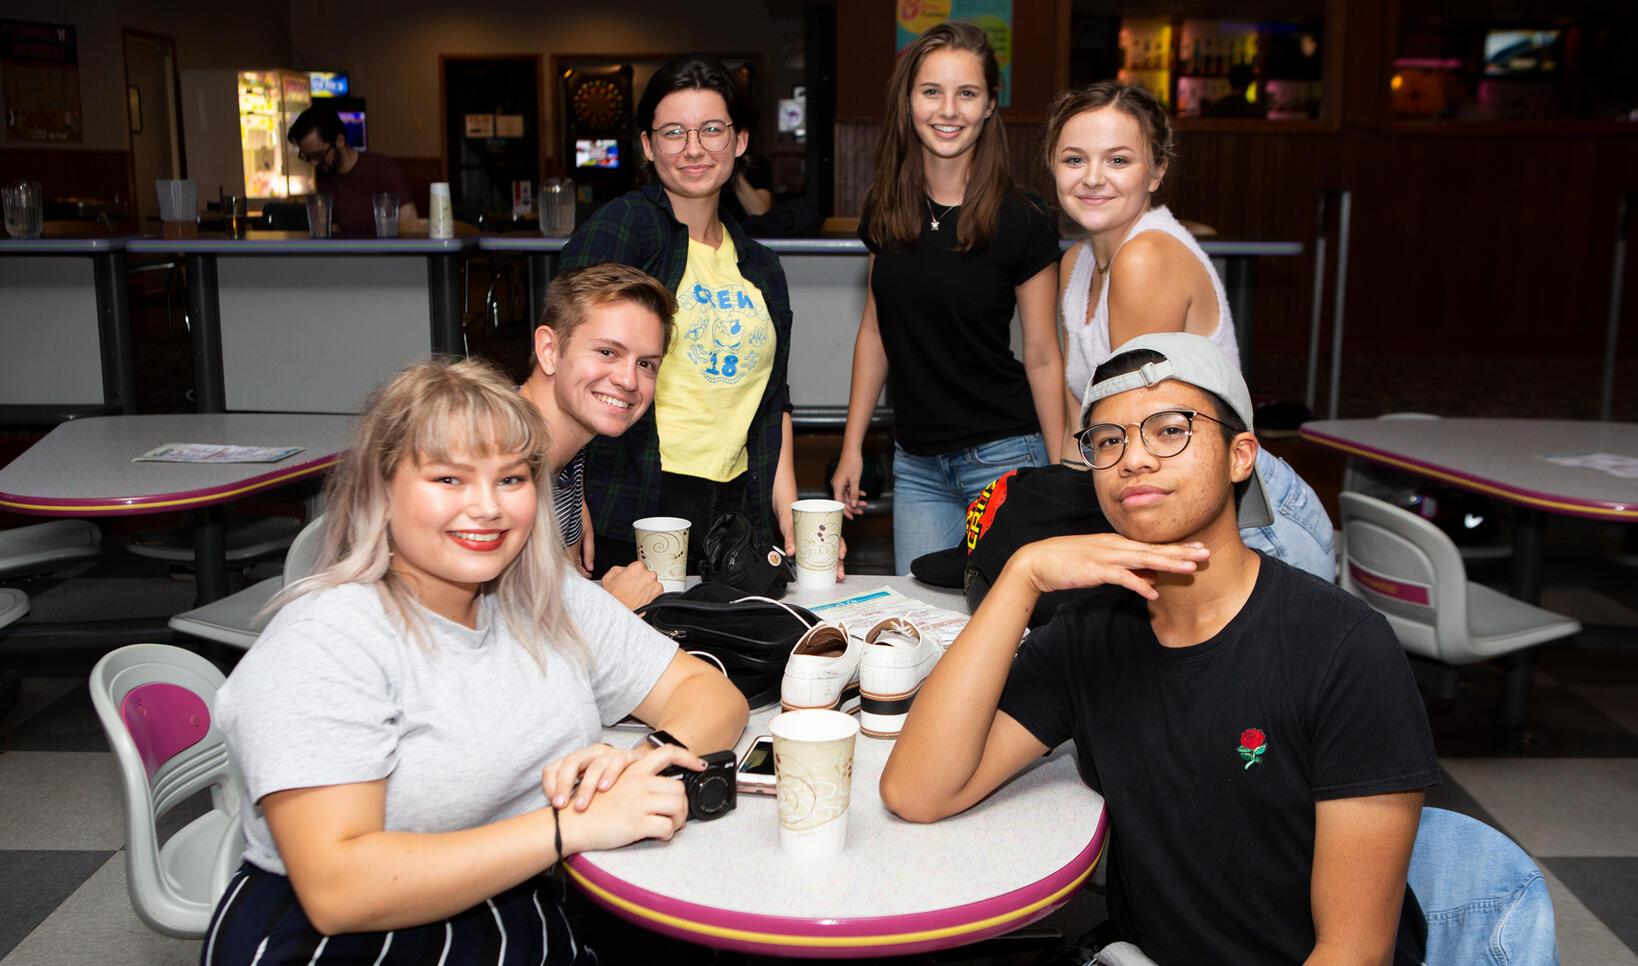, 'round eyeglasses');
1074,409,1231,469
650,122,735,155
